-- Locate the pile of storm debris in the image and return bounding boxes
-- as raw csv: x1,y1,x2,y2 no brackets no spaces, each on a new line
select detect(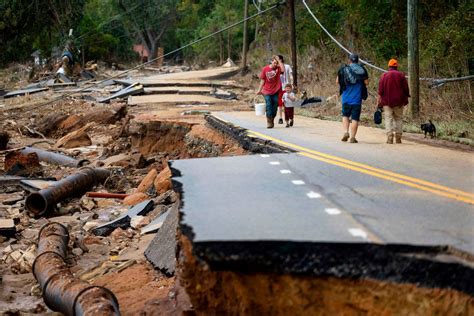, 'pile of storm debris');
0,83,246,313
